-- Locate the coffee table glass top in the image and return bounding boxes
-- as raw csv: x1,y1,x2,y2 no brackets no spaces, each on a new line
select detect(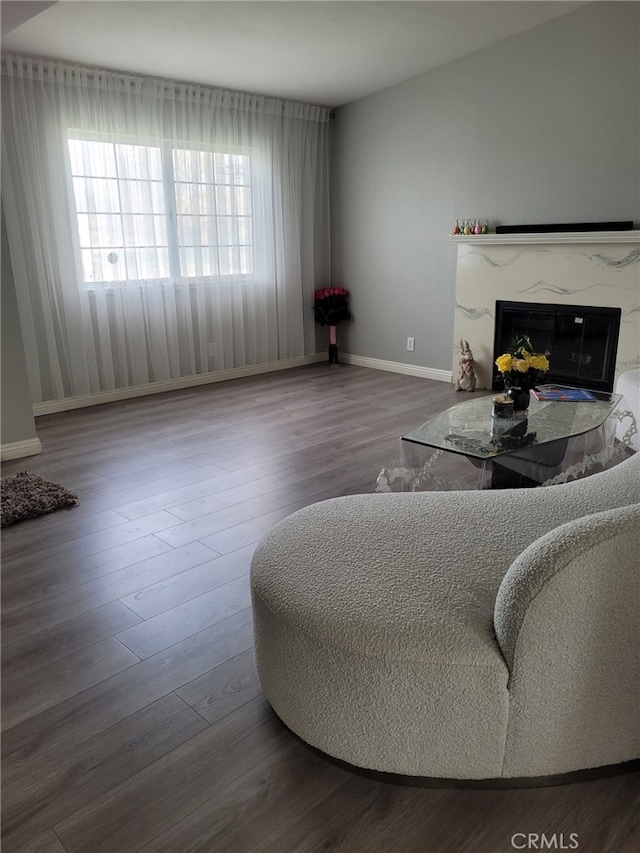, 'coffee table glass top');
402,390,622,460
